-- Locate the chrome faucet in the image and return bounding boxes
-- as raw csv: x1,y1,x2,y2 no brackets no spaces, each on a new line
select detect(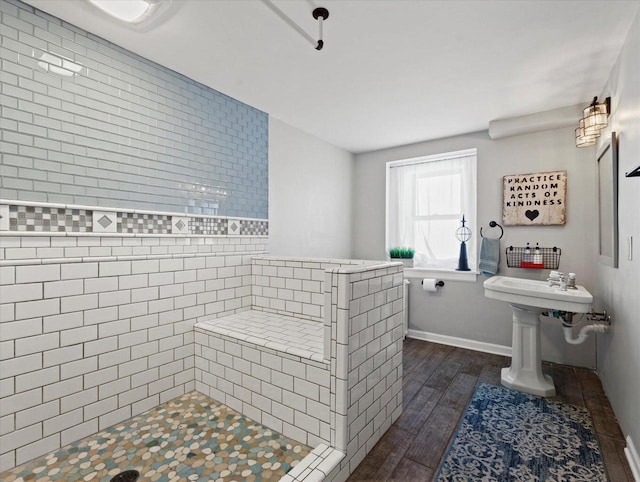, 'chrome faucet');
547,272,567,291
